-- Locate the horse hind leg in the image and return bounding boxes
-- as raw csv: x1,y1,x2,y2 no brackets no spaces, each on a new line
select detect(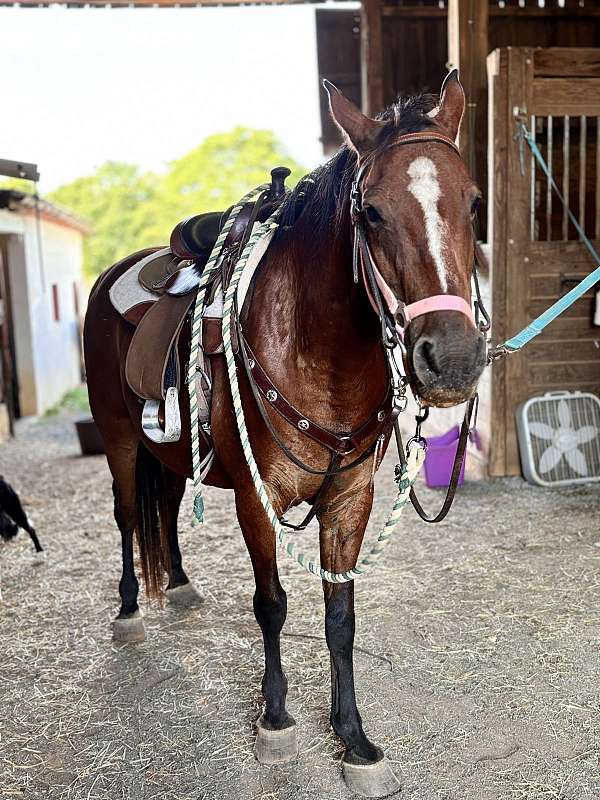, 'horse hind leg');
162,468,203,607
235,492,298,764
108,439,171,643
319,490,401,798
107,437,146,643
